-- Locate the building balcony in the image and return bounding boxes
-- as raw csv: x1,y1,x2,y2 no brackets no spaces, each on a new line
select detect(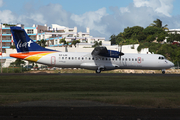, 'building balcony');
2,46,10,48
2,34,11,36
2,40,11,42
